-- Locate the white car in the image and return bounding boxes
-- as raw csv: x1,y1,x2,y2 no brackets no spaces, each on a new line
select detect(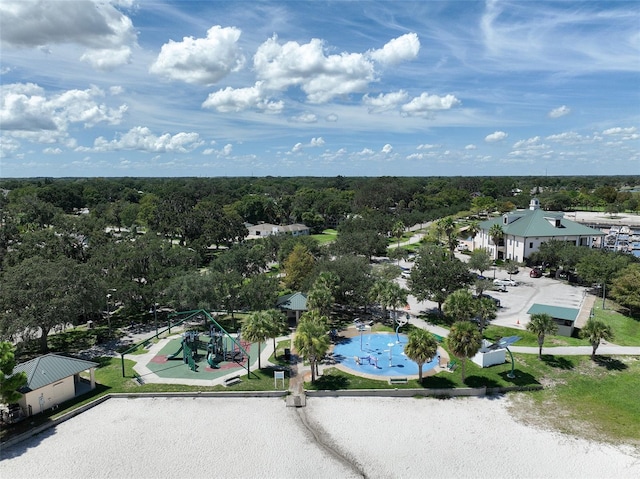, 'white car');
493,278,517,287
